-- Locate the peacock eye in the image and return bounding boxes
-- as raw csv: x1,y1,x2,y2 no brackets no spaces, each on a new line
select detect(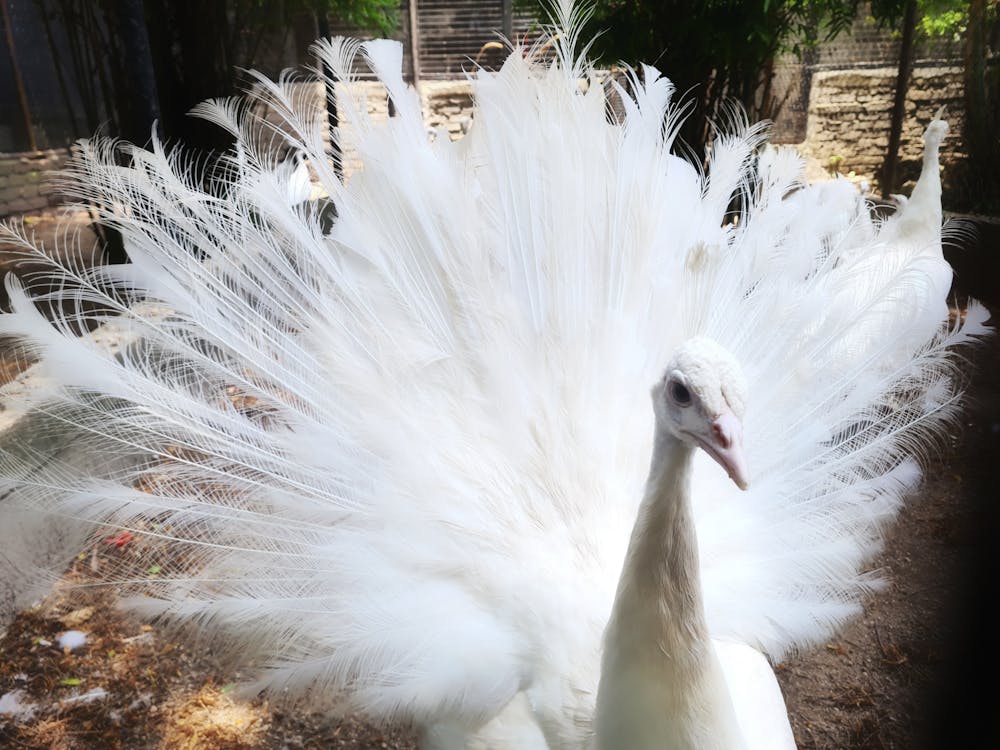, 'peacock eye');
669,380,692,406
